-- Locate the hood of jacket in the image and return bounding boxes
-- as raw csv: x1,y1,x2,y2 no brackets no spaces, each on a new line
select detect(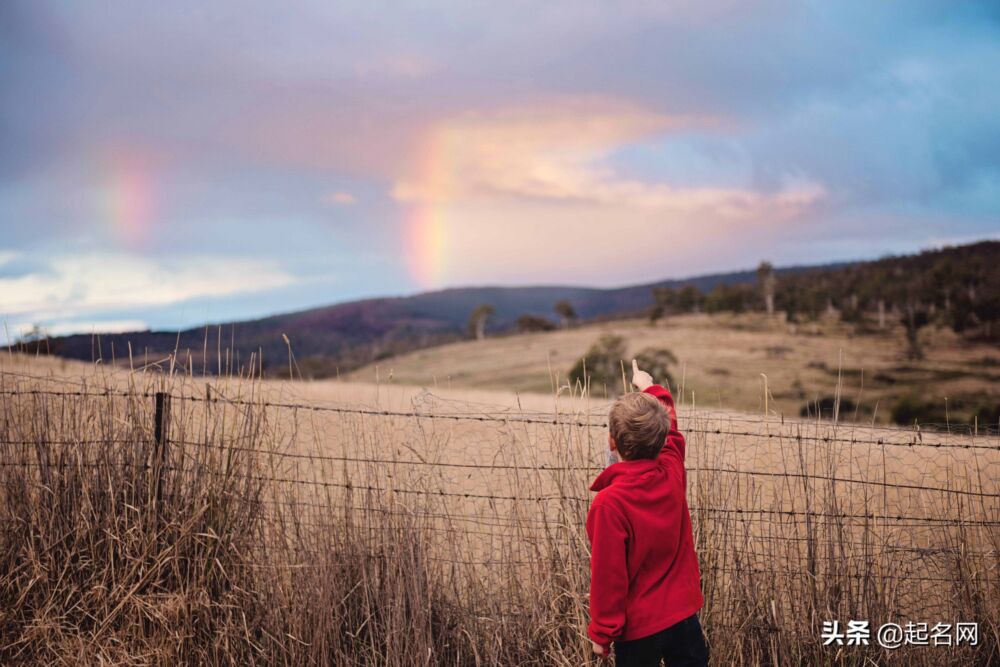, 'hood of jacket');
589,457,660,492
